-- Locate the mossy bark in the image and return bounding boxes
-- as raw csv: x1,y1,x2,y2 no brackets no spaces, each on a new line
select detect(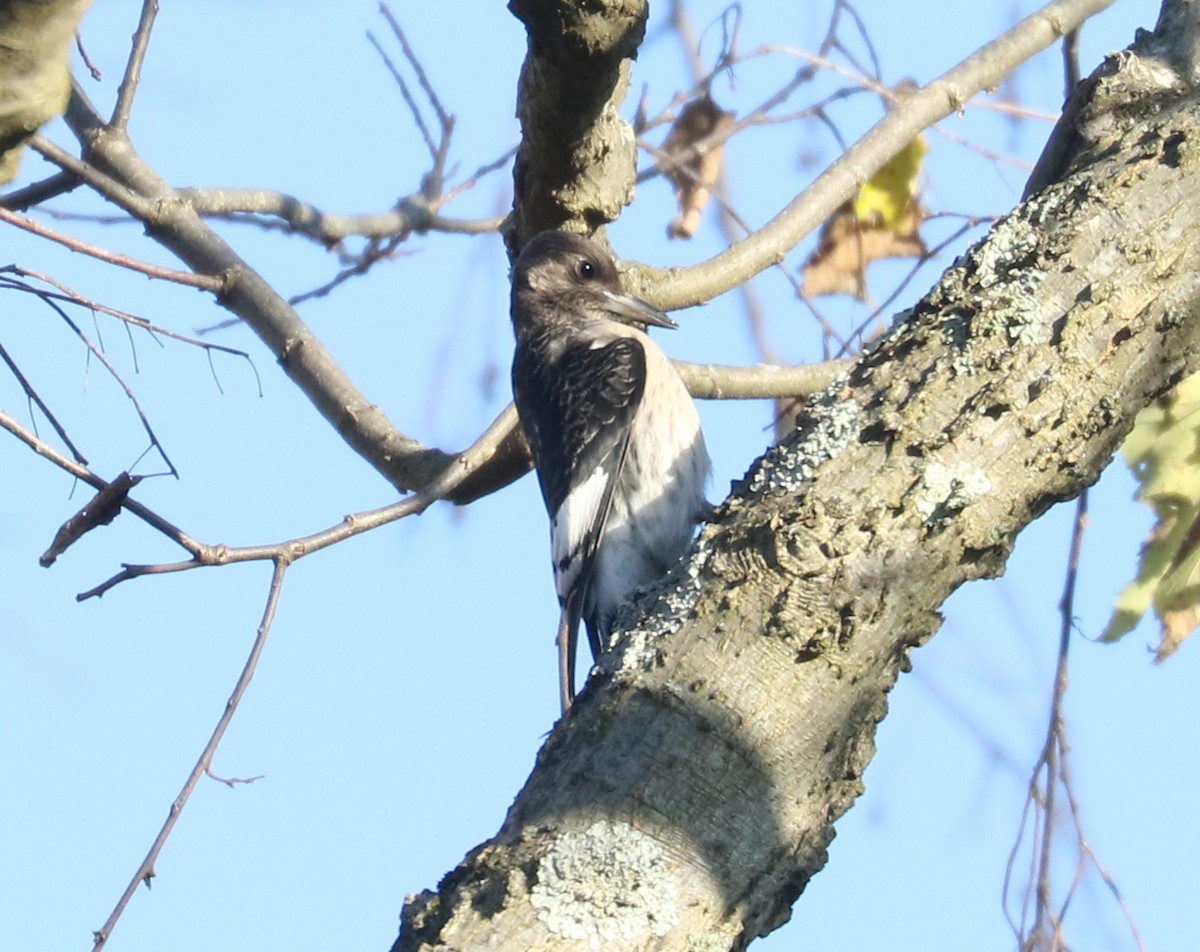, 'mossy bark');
0,0,92,183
